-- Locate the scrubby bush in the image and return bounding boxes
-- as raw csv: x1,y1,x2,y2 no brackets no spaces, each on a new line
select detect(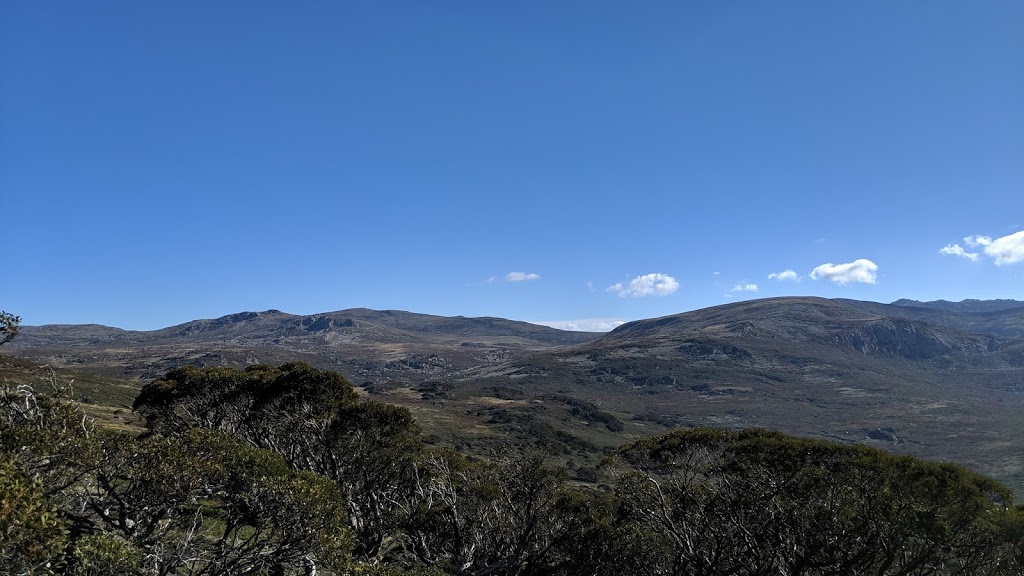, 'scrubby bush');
3,360,1022,575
